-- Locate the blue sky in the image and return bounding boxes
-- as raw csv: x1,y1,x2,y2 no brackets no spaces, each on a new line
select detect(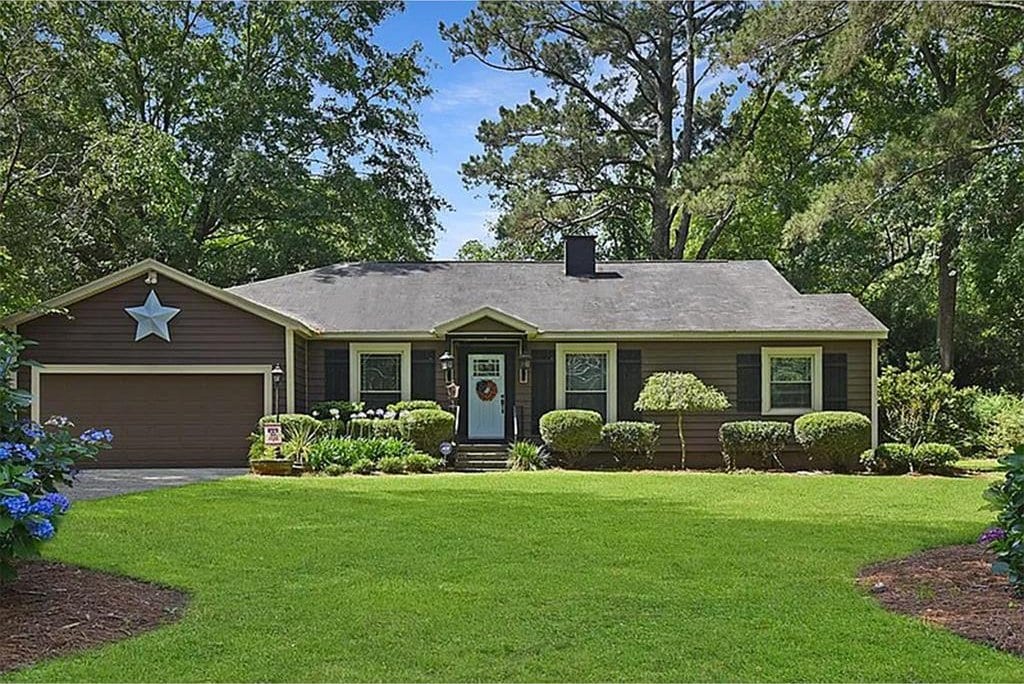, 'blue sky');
375,2,548,258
